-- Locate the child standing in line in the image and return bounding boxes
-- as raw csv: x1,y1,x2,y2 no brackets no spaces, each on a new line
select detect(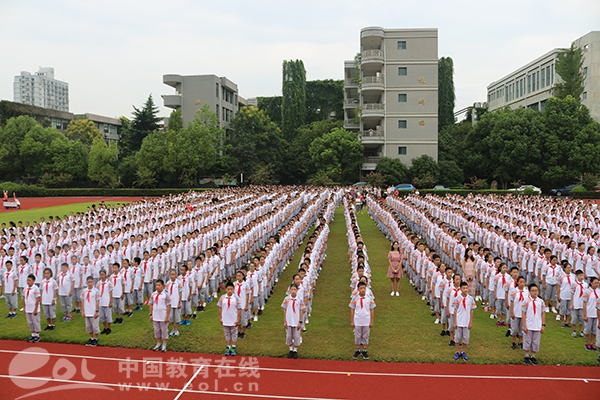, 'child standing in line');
57,263,74,322
570,270,588,338
132,257,143,311
97,269,113,335
350,281,376,360
4,261,18,318
166,269,182,337
23,274,41,343
282,283,304,359
495,263,510,327
558,263,575,328
452,282,476,361
234,270,251,339
218,281,241,356
121,259,134,317
110,263,125,325
582,277,599,351
509,276,528,350
178,264,192,327
82,276,100,347
149,279,171,352
70,255,83,314
40,268,58,331
522,283,547,365
446,274,462,347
